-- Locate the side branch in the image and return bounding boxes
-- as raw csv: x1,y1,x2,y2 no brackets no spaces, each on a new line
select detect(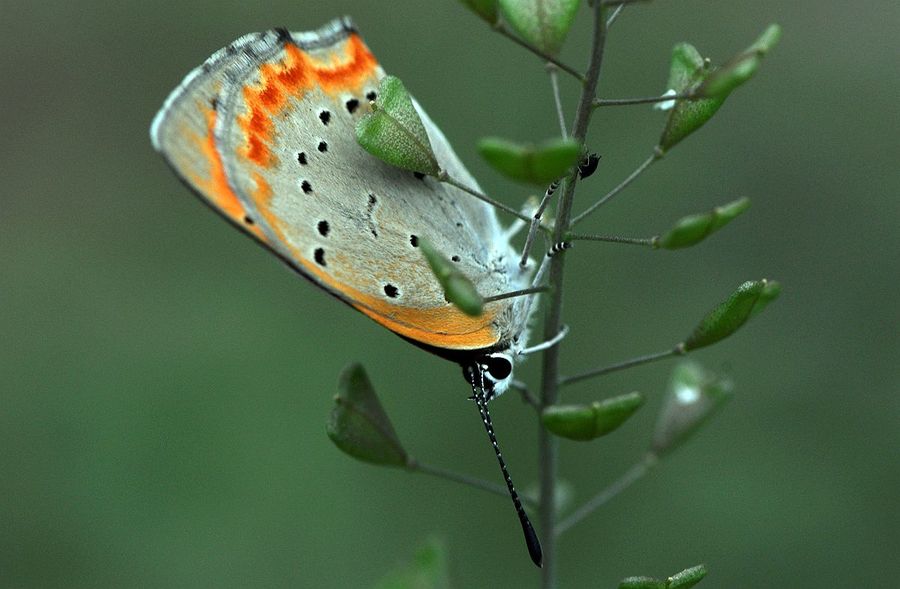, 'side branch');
485,286,549,303
567,233,658,247
409,459,537,507
605,4,625,26
593,93,692,107
601,0,652,6
548,66,569,138
493,22,585,82
571,151,661,226
440,171,533,223
561,346,683,386
555,453,659,535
